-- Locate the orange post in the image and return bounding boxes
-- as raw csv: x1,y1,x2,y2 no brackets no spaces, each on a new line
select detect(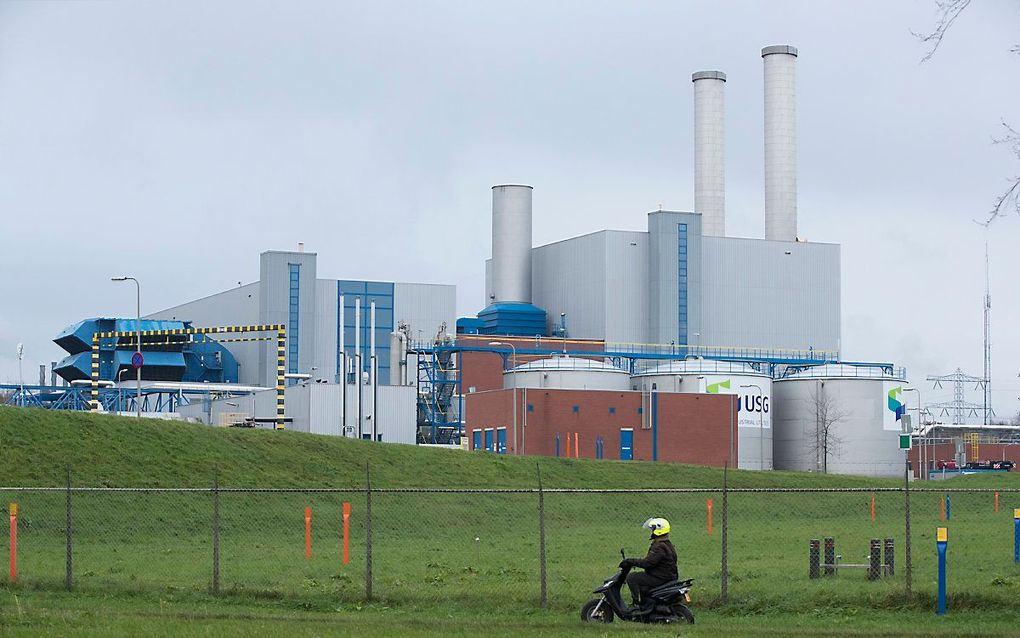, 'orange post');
8,503,16,583
305,507,312,560
707,498,713,536
939,496,946,521
342,502,351,566
995,491,999,513
870,494,876,523
574,433,579,459
565,433,571,458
